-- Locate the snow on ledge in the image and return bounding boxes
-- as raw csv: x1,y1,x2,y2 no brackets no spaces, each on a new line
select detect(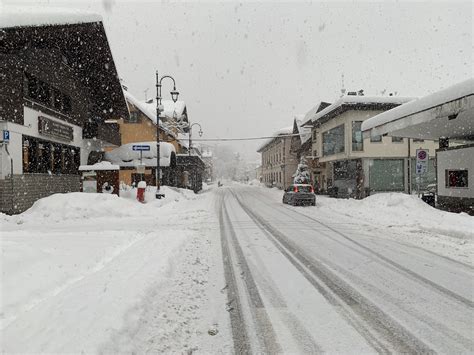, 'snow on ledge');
0,6,102,29
79,161,120,171
311,95,416,124
104,141,176,168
